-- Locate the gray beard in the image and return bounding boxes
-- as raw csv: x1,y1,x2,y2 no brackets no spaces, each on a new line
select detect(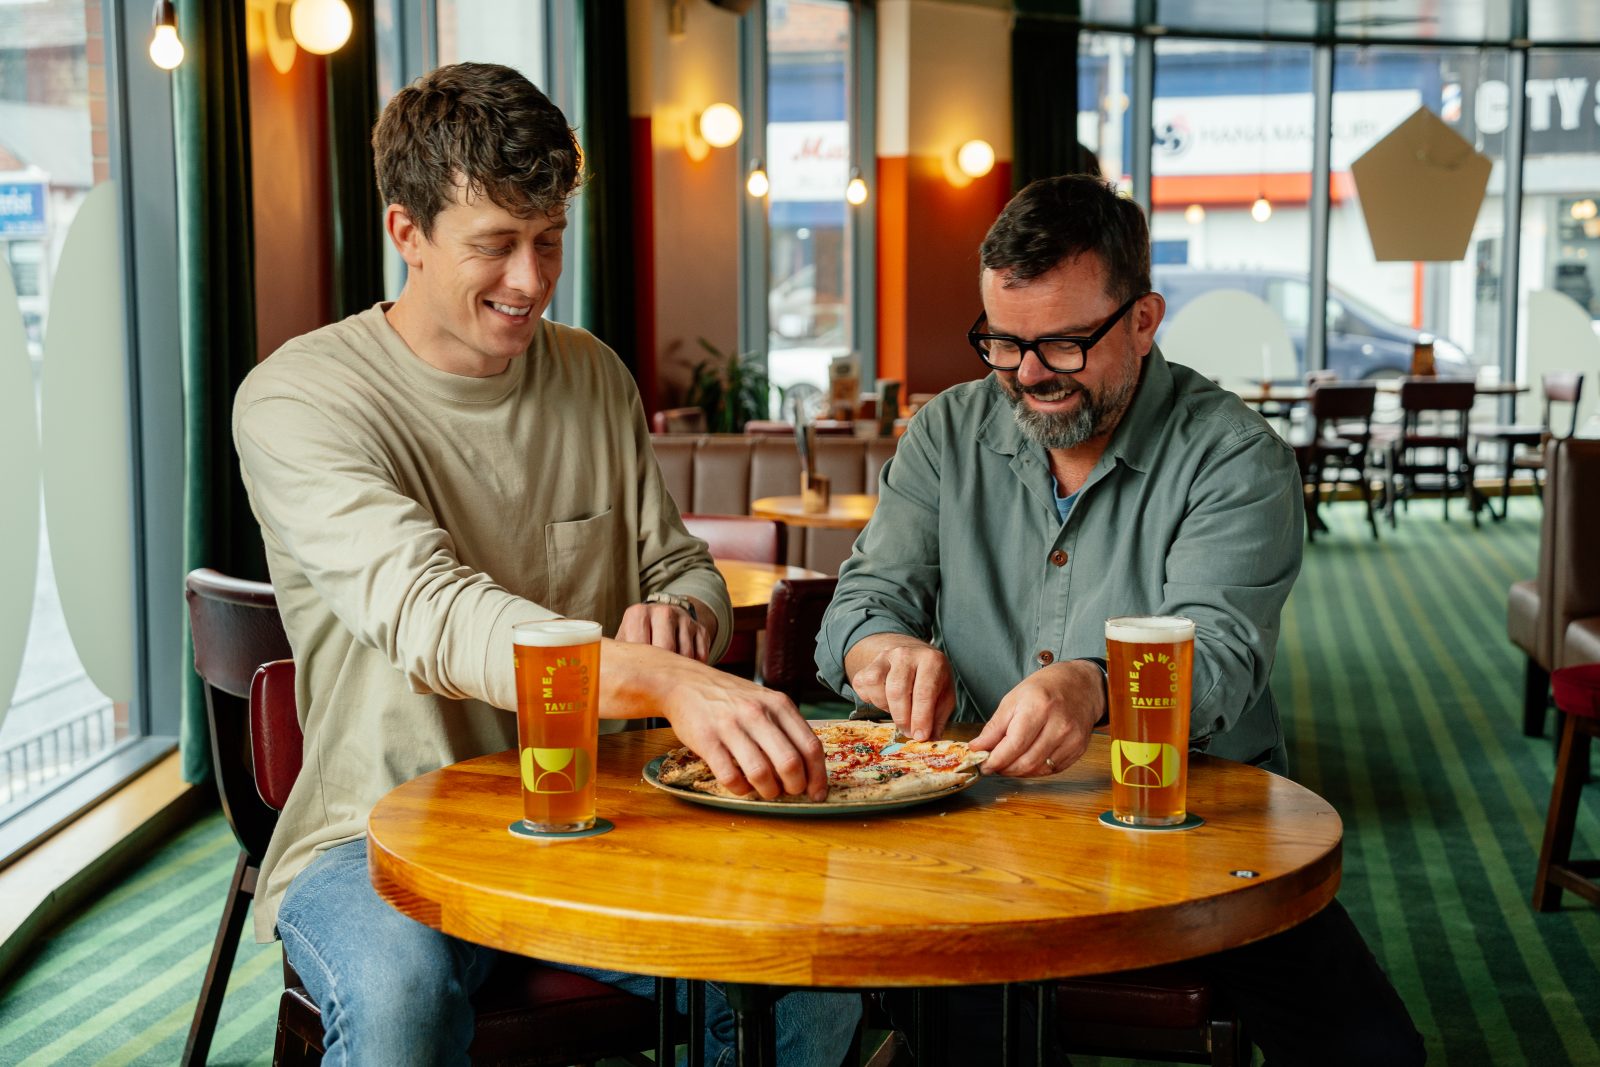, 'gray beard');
1006,368,1138,450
